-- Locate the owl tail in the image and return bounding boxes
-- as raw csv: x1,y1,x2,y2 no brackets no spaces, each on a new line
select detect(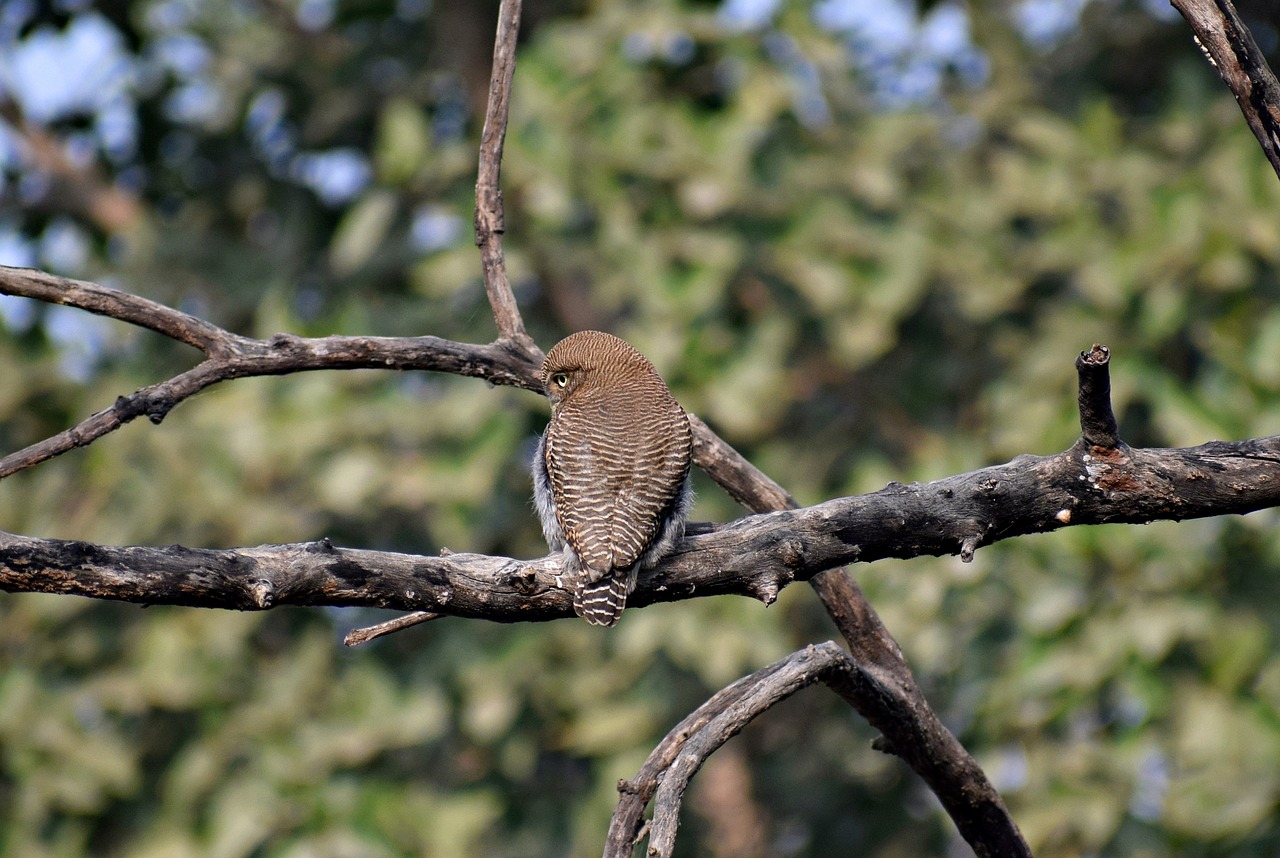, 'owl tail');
573,575,629,627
